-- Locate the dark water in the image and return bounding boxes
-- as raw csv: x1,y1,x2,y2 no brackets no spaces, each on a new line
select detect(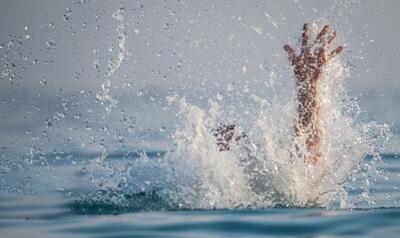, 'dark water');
1,154,400,238
1,197,400,238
